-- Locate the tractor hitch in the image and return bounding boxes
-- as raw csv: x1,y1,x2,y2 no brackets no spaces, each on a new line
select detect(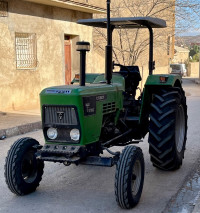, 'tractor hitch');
80,155,119,167
35,143,121,167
